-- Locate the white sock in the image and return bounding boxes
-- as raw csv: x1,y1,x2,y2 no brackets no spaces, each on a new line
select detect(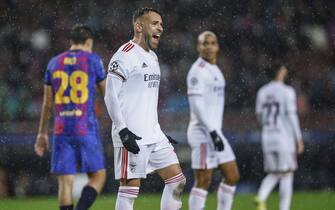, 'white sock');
115,186,139,210
161,173,186,210
258,174,280,201
217,182,236,210
279,173,293,210
189,187,208,210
